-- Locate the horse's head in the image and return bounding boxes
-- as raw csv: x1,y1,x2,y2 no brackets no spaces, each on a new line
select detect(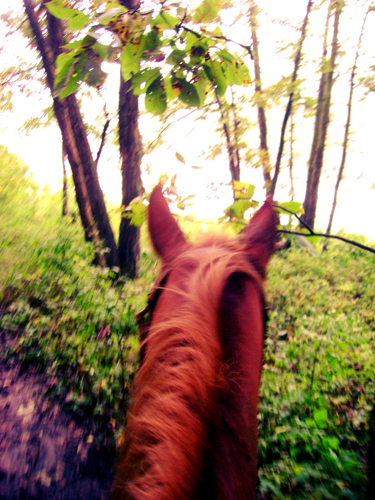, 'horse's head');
113,185,279,500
